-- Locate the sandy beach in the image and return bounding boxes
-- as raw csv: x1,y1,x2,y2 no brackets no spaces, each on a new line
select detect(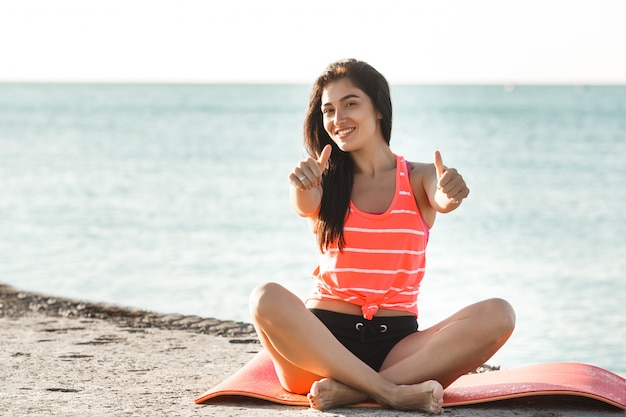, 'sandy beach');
1,283,623,417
